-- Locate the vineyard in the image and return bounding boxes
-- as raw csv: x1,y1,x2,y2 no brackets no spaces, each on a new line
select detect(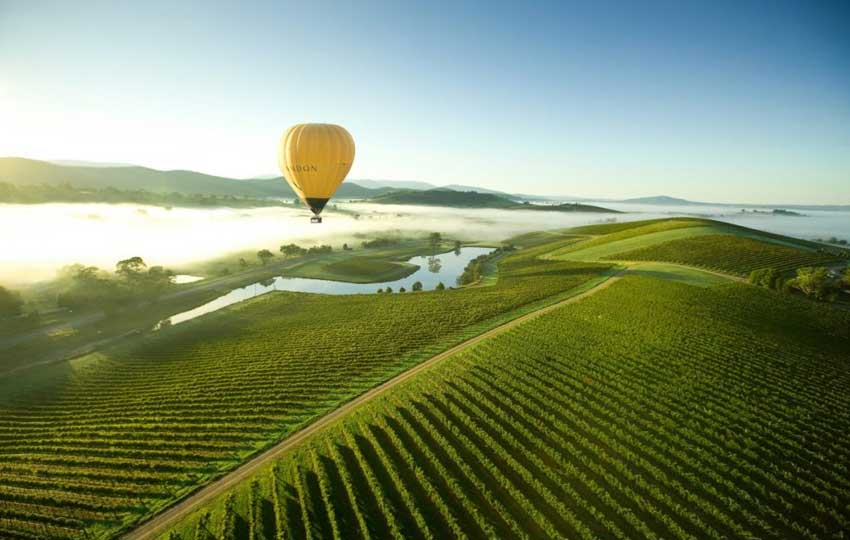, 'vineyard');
0,237,610,540
605,234,845,276
161,275,850,540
